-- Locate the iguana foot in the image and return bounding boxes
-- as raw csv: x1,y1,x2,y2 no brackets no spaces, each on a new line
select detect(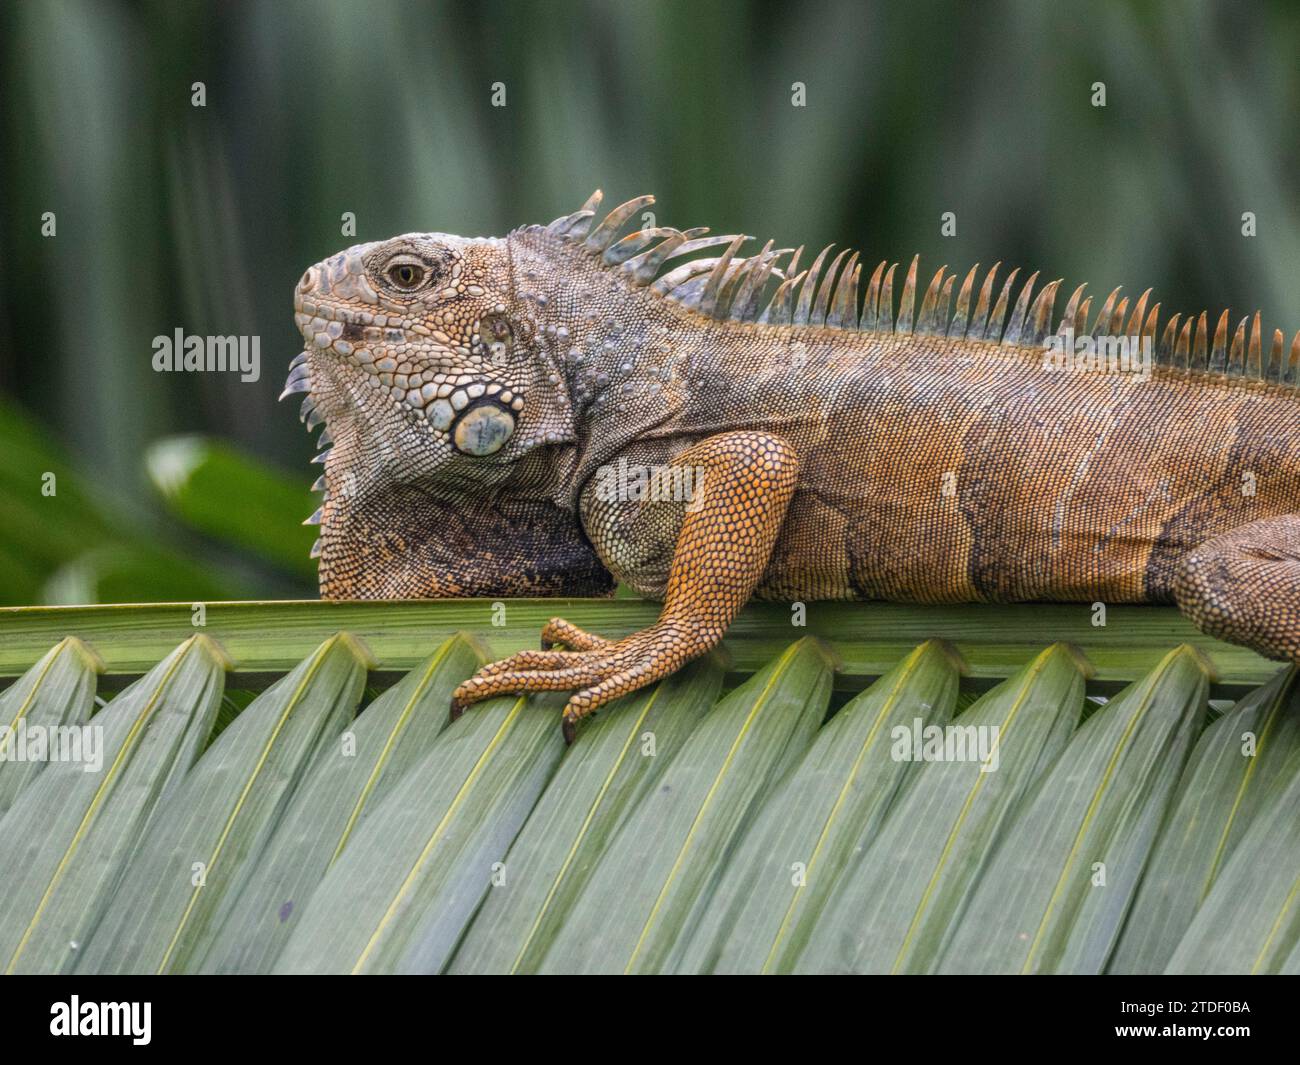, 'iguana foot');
450,431,799,742
449,621,708,742
1175,514,1300,661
